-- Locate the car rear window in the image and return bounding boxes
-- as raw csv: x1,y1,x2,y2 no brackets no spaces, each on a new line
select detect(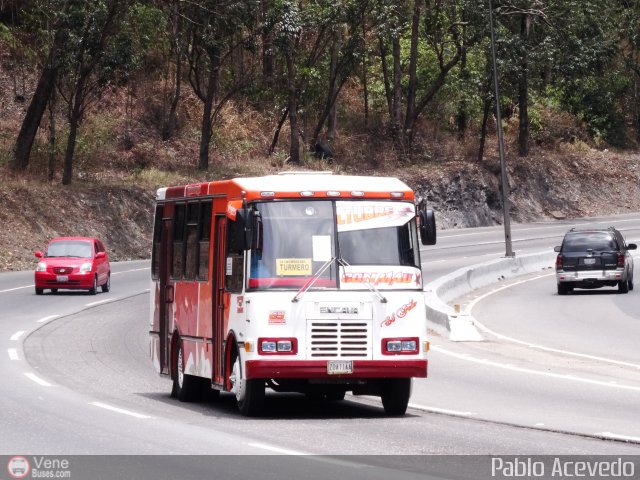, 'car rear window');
562,233,617,252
